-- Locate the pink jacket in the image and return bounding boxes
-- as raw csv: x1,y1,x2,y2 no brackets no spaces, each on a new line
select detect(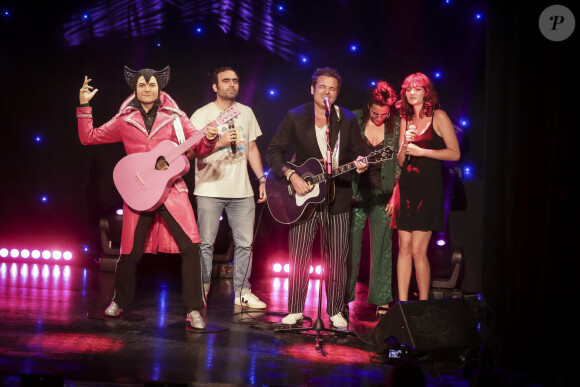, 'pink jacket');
77,92,215,254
